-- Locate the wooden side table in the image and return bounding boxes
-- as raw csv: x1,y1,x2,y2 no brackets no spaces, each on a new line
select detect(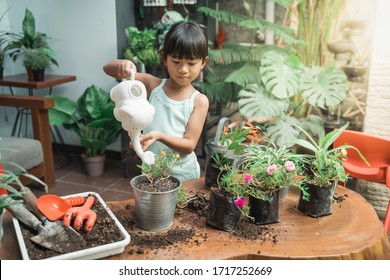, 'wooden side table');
0,74,76,138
